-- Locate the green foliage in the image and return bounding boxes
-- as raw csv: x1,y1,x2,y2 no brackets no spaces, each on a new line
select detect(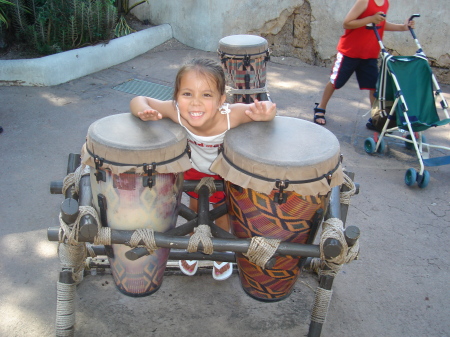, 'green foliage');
118,0,148,15
0,0,30,27
113,0,149,38
114,14,134,38
9,0,118,55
